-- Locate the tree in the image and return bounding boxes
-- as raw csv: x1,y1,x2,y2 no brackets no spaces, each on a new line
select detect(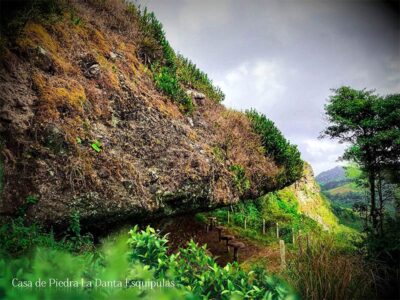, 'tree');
322,88,400,235
322,87,381,231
